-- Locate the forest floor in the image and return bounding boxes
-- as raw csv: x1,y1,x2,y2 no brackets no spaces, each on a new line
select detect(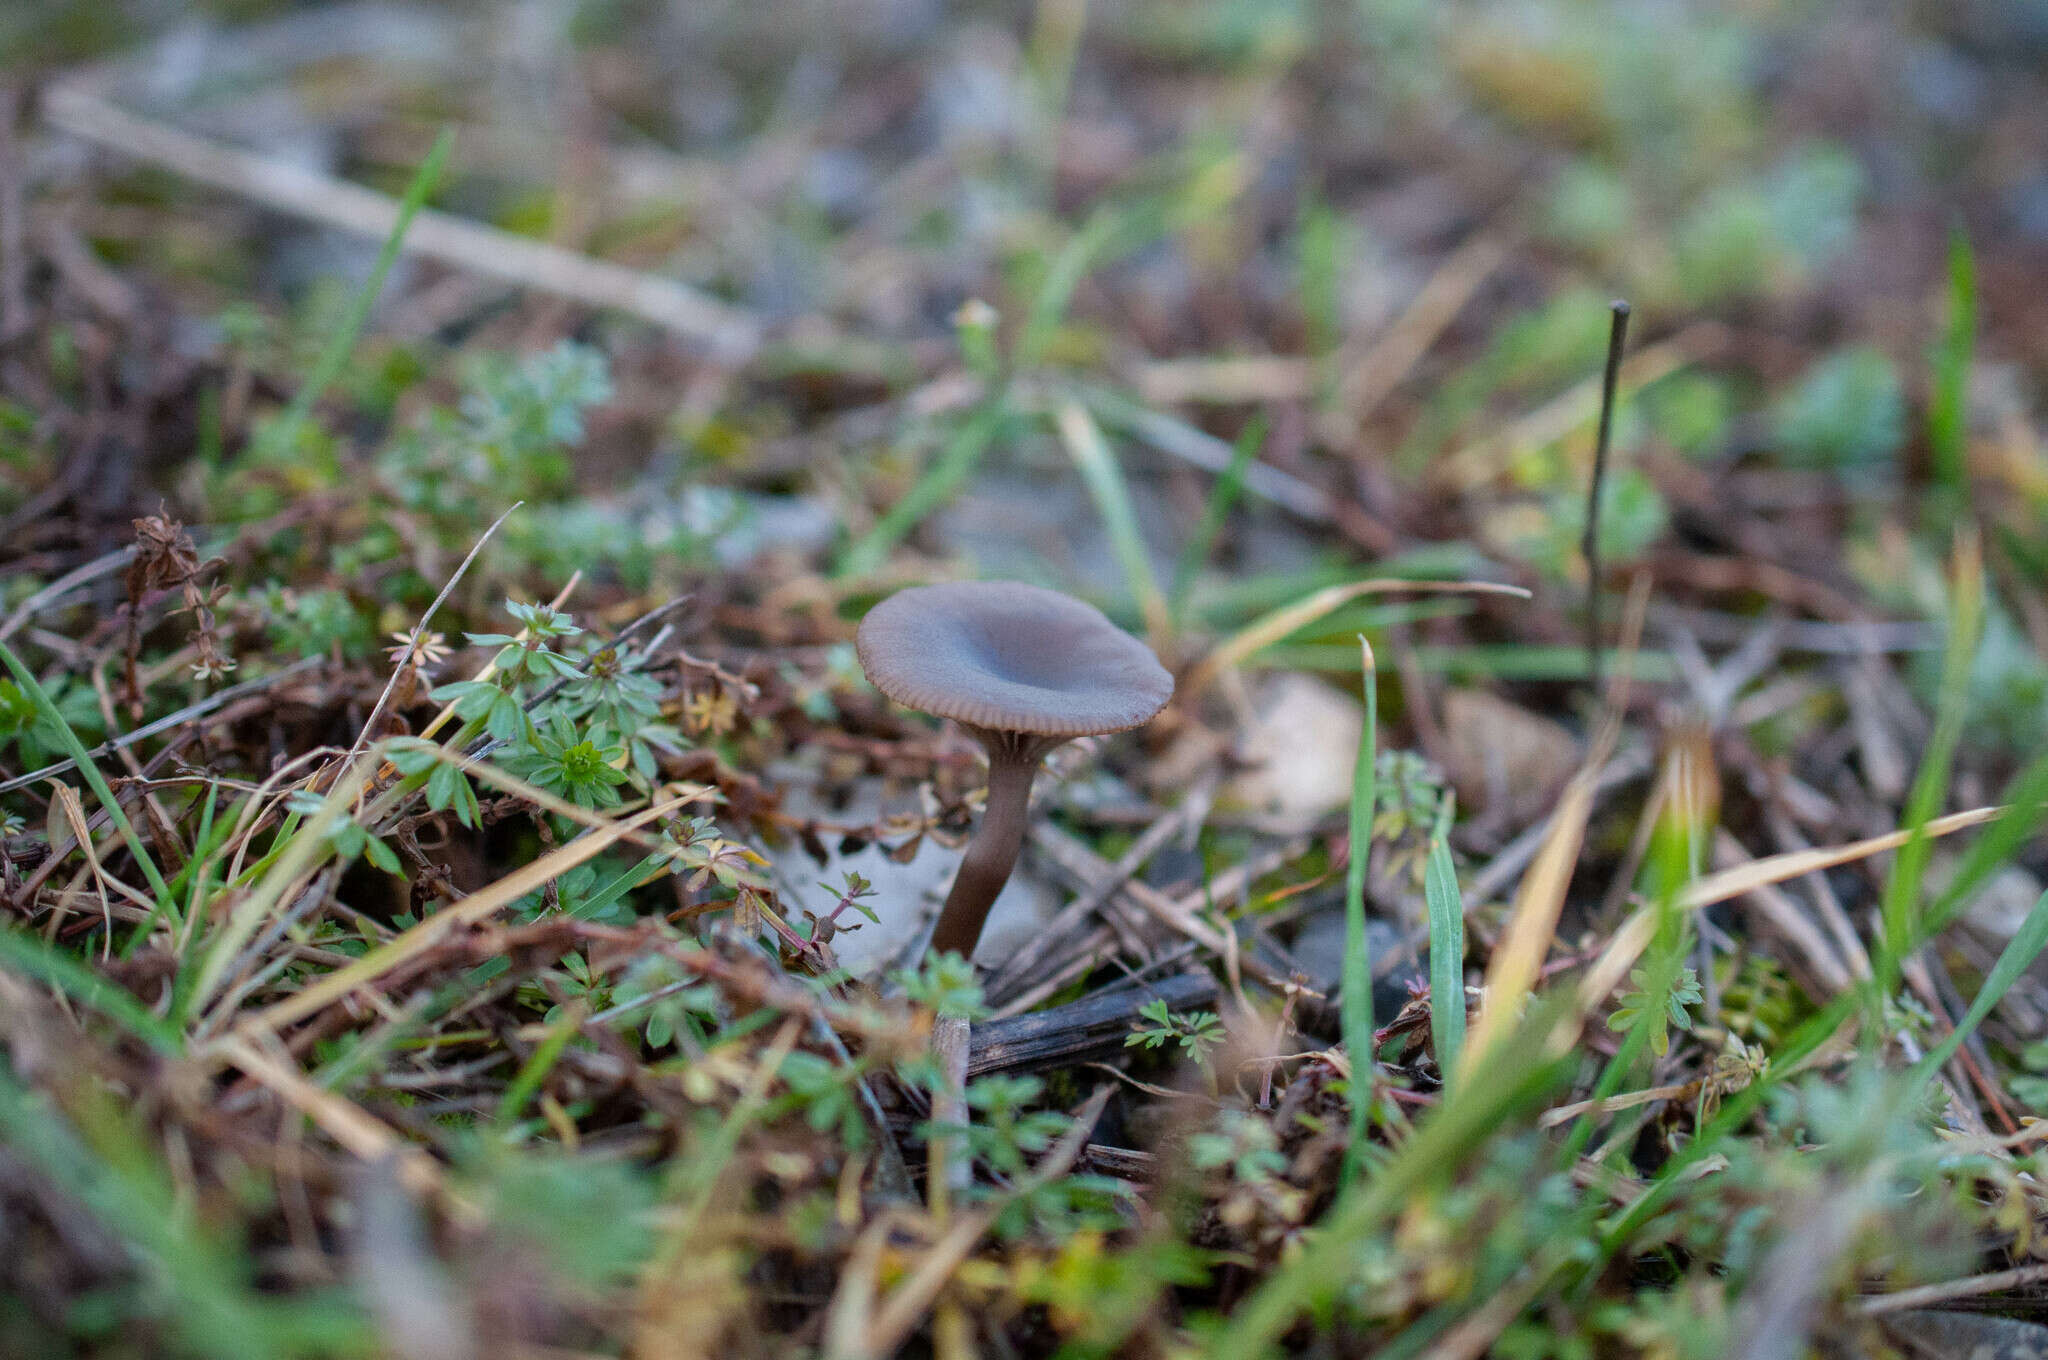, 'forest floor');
8,2,2048,1356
